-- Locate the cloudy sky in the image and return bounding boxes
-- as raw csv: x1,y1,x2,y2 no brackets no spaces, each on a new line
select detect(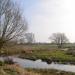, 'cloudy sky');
15,0,75,43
